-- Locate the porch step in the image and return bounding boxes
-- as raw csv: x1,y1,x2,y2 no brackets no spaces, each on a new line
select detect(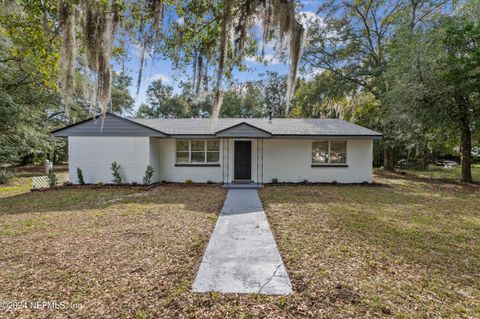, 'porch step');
223,183,263,189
